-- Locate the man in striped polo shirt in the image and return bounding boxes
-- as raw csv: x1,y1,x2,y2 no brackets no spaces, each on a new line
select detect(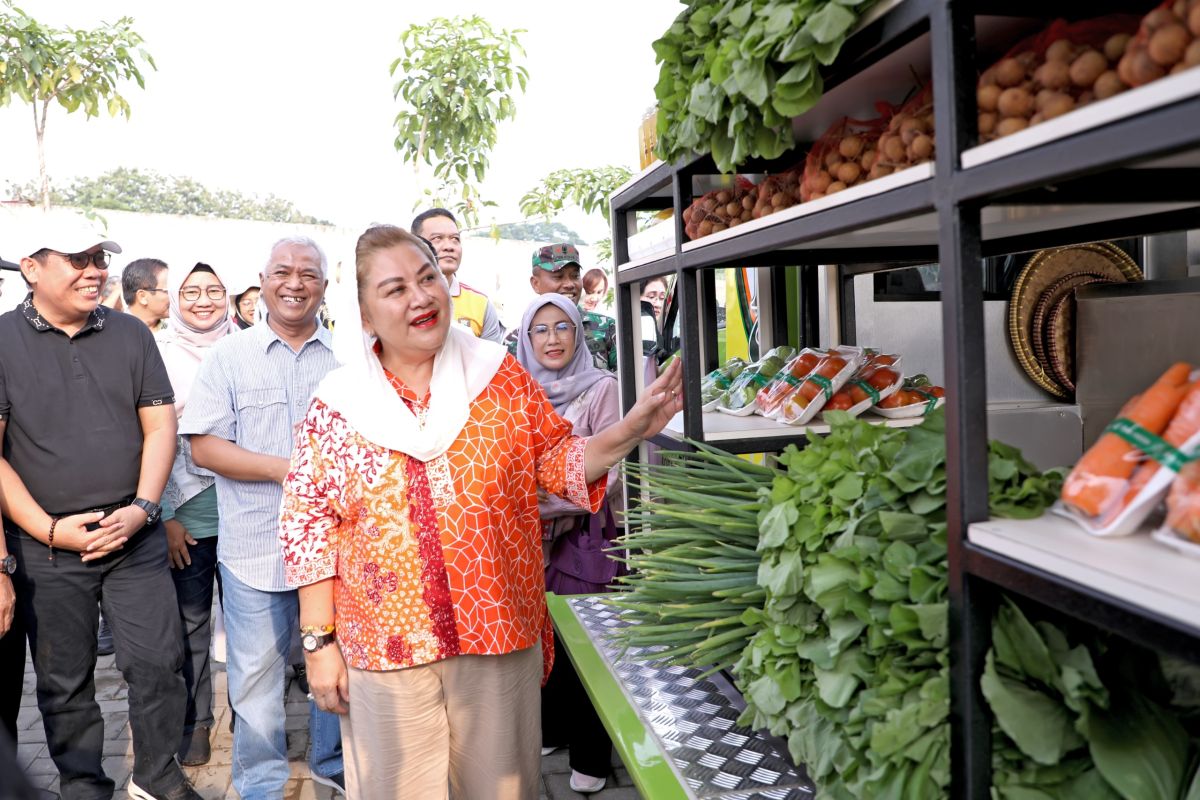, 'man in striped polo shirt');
181,237,344,798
